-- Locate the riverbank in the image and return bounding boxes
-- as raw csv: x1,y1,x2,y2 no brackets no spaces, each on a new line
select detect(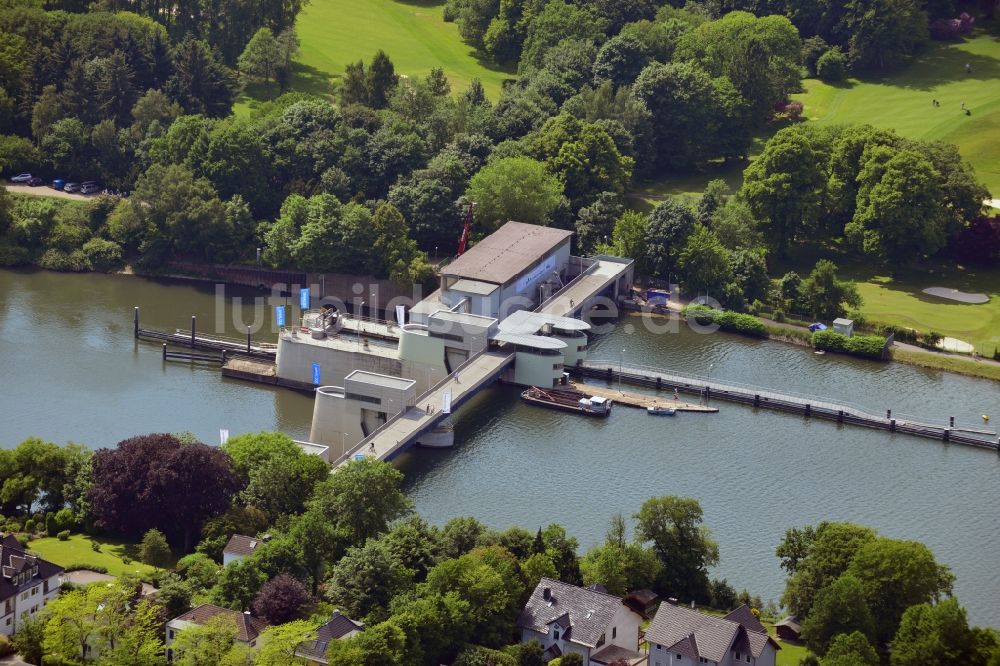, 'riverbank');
627,296,1000,383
